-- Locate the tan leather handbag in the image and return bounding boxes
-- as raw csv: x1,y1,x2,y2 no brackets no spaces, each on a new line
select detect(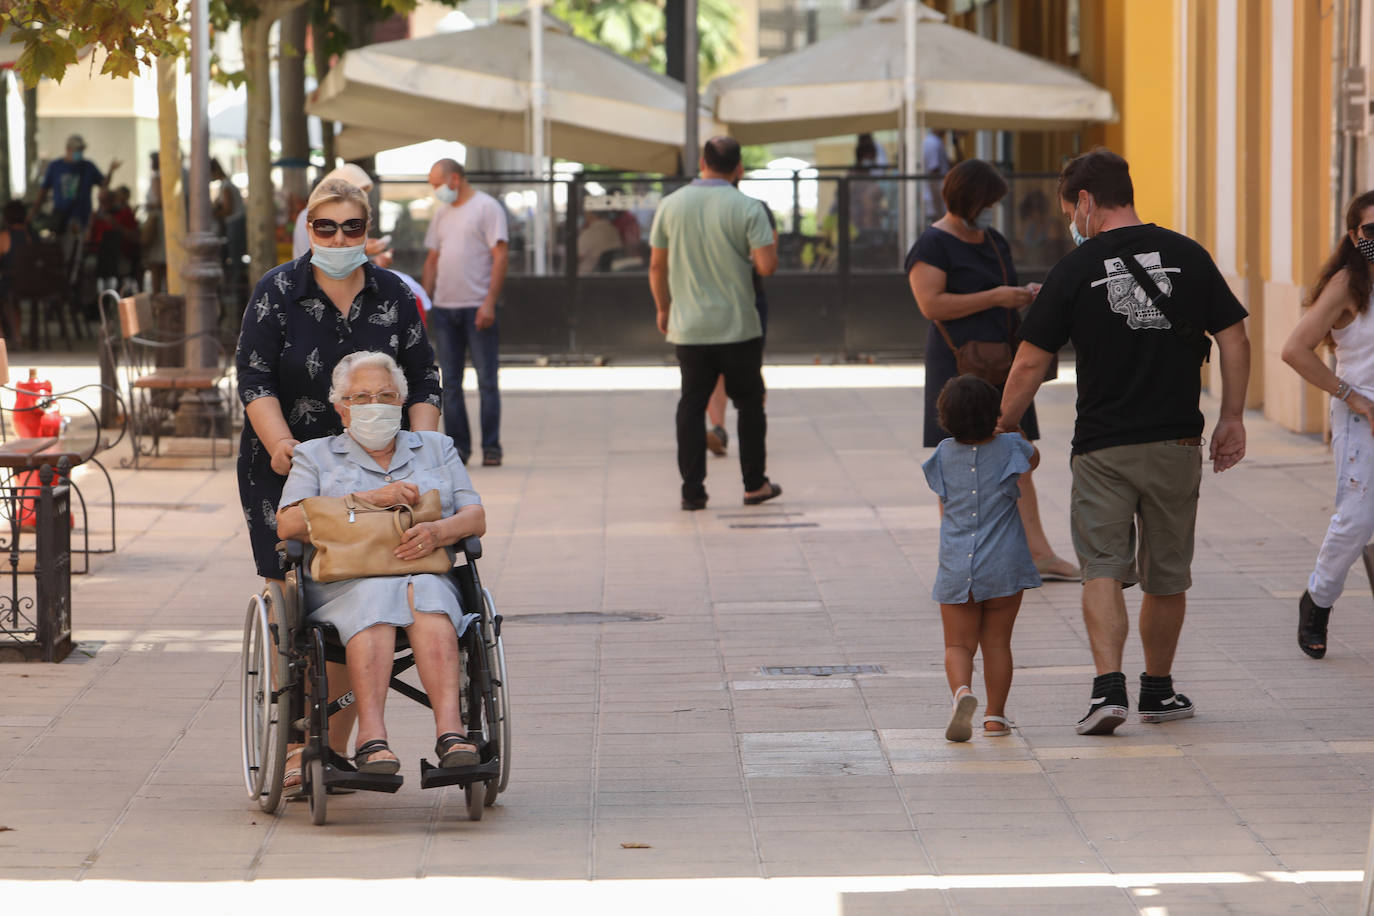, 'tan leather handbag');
299,489,452,583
